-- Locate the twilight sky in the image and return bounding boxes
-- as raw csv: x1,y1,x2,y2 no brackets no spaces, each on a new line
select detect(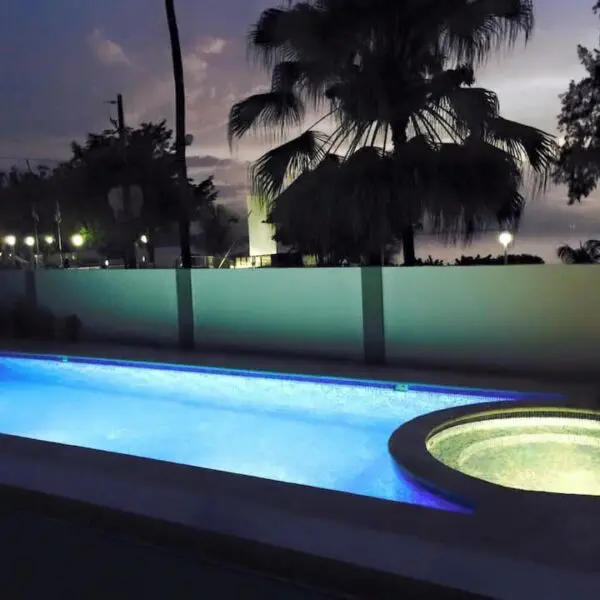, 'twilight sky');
0,0,599,237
